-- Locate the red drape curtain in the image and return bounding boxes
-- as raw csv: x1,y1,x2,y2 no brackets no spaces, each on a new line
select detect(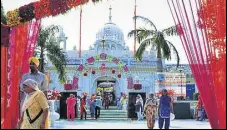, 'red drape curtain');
167,0,226,129
1,19,41,129
1,46,8,128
